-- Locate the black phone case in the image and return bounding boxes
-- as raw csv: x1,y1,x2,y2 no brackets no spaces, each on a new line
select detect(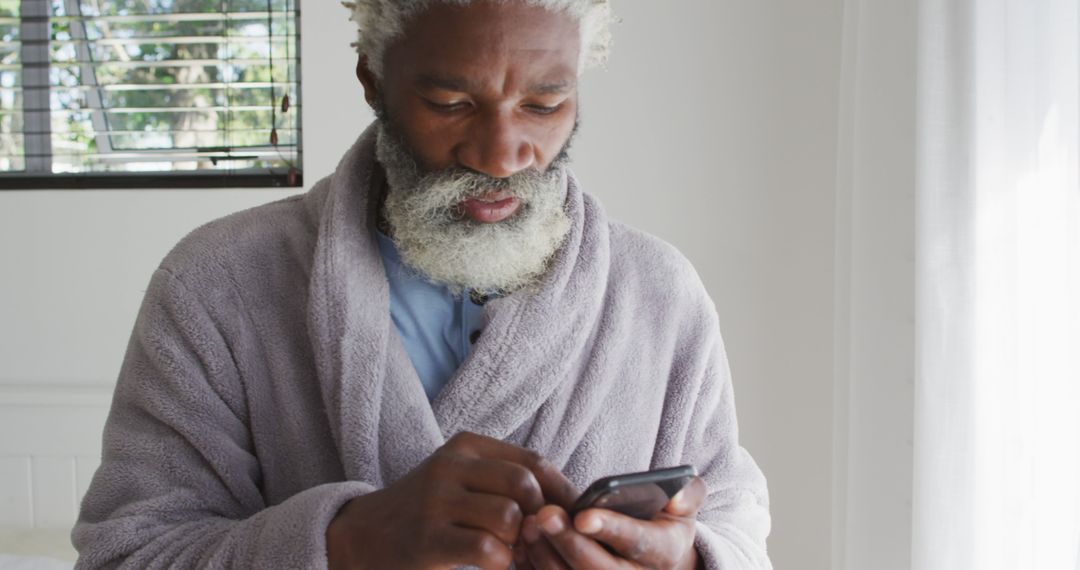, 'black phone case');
568,465,697,520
